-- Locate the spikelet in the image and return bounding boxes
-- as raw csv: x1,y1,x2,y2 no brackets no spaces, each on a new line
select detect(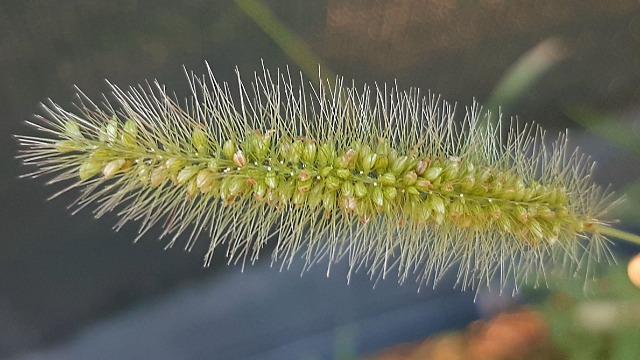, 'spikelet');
17,64,621,290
